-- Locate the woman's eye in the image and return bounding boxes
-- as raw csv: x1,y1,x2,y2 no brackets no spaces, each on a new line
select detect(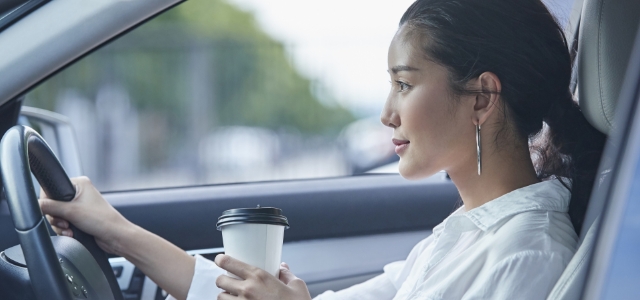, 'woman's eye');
396,81,410,92
388,80,411,93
